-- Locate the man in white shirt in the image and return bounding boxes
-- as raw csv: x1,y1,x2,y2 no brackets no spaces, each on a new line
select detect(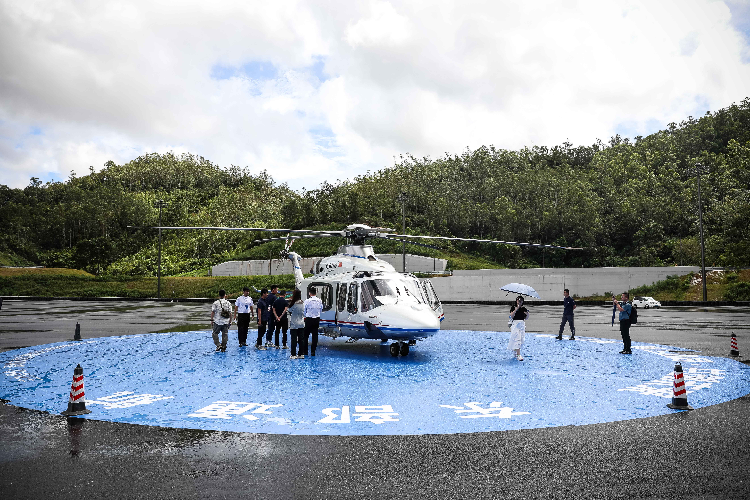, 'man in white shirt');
303,288,324,356
210,289,232,352
234,287,255,347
